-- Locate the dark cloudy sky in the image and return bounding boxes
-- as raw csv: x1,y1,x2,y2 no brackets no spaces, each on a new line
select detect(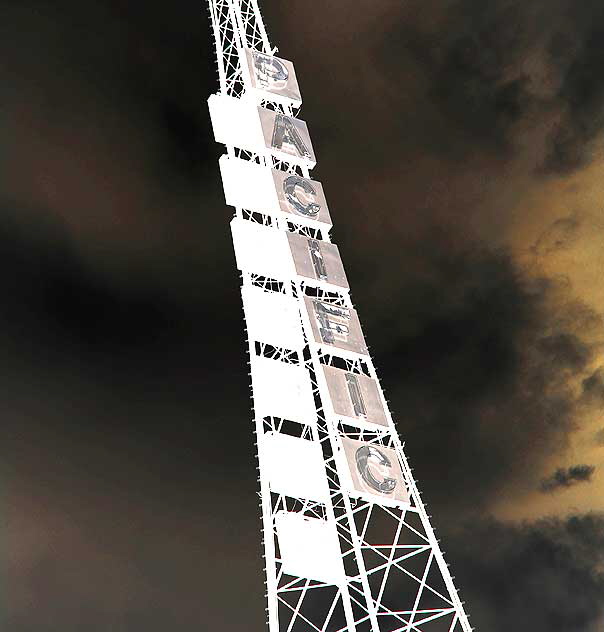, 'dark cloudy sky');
2,1,604,630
